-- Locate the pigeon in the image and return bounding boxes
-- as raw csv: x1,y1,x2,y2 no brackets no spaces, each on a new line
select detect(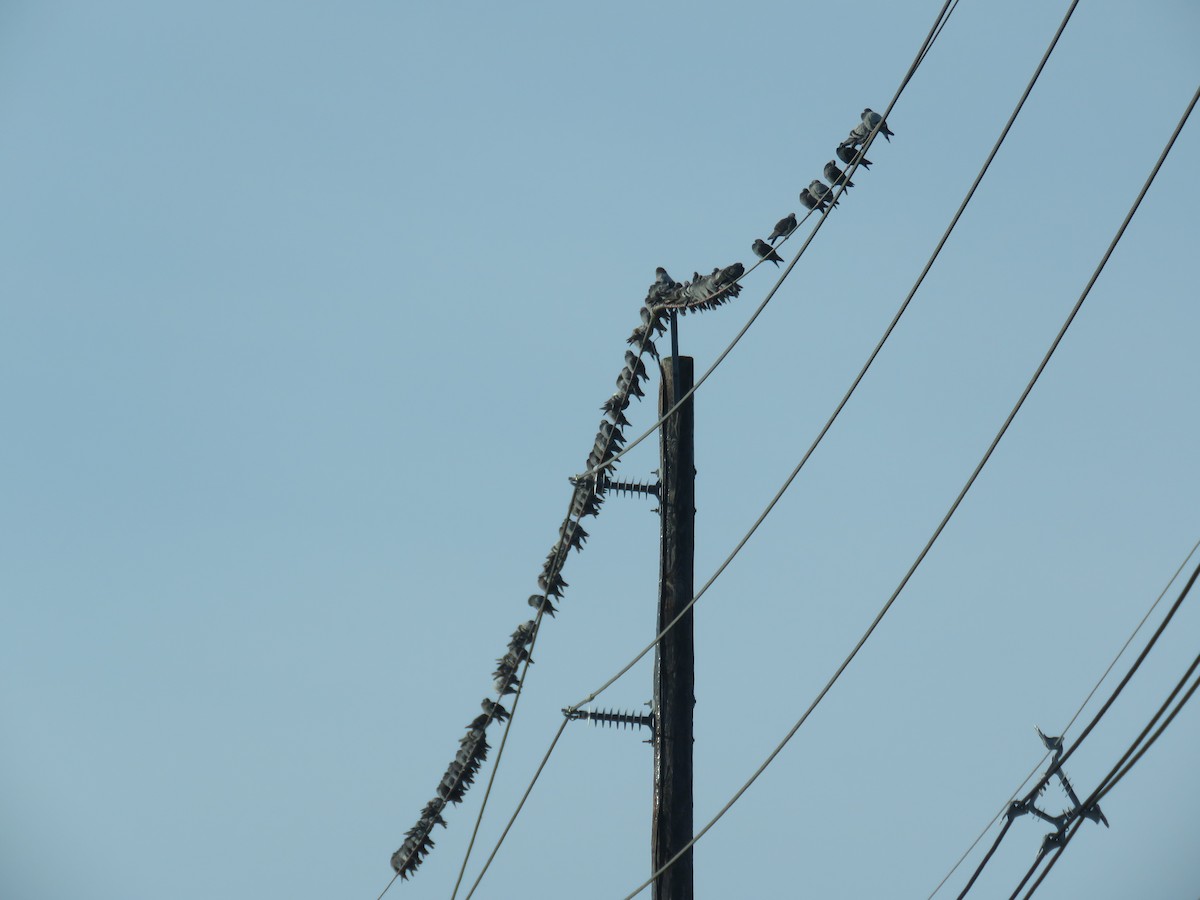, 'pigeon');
493,670,519,695
768,213,798,244
646,266,679,305
510,620,536,646
862,108,894,142
752,239,783,267
799,188,825,214
420,800,448,828
823,160,854,189
623,350,648,378
562,518,588,551
602,392,631,416
481,698,510,722
1036,727,1064,756
846,121,871,146
836,142,872,169
528,593,557,617
808,180,838,208
538,569,567,598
